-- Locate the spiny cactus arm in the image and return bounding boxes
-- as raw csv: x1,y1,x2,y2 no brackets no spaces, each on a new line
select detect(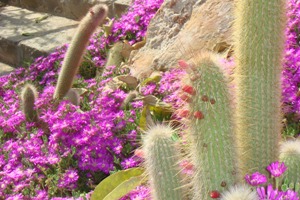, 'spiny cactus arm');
186,52,238,200
234,0,286,178
279,140,300,184
21,83,39,122
54,4,108,100
142,124,184,200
